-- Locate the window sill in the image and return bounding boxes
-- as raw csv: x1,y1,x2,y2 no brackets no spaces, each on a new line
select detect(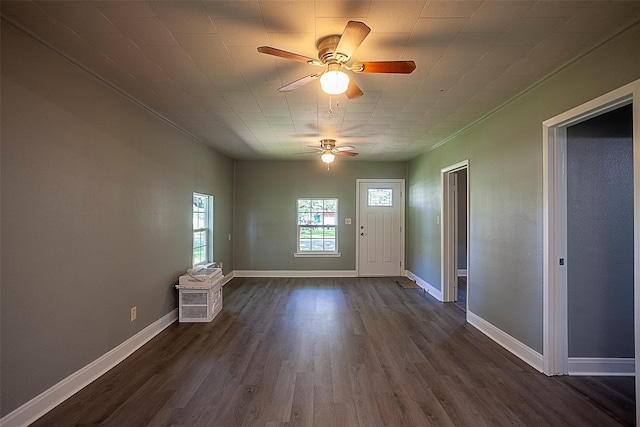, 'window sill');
294,252,341,258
